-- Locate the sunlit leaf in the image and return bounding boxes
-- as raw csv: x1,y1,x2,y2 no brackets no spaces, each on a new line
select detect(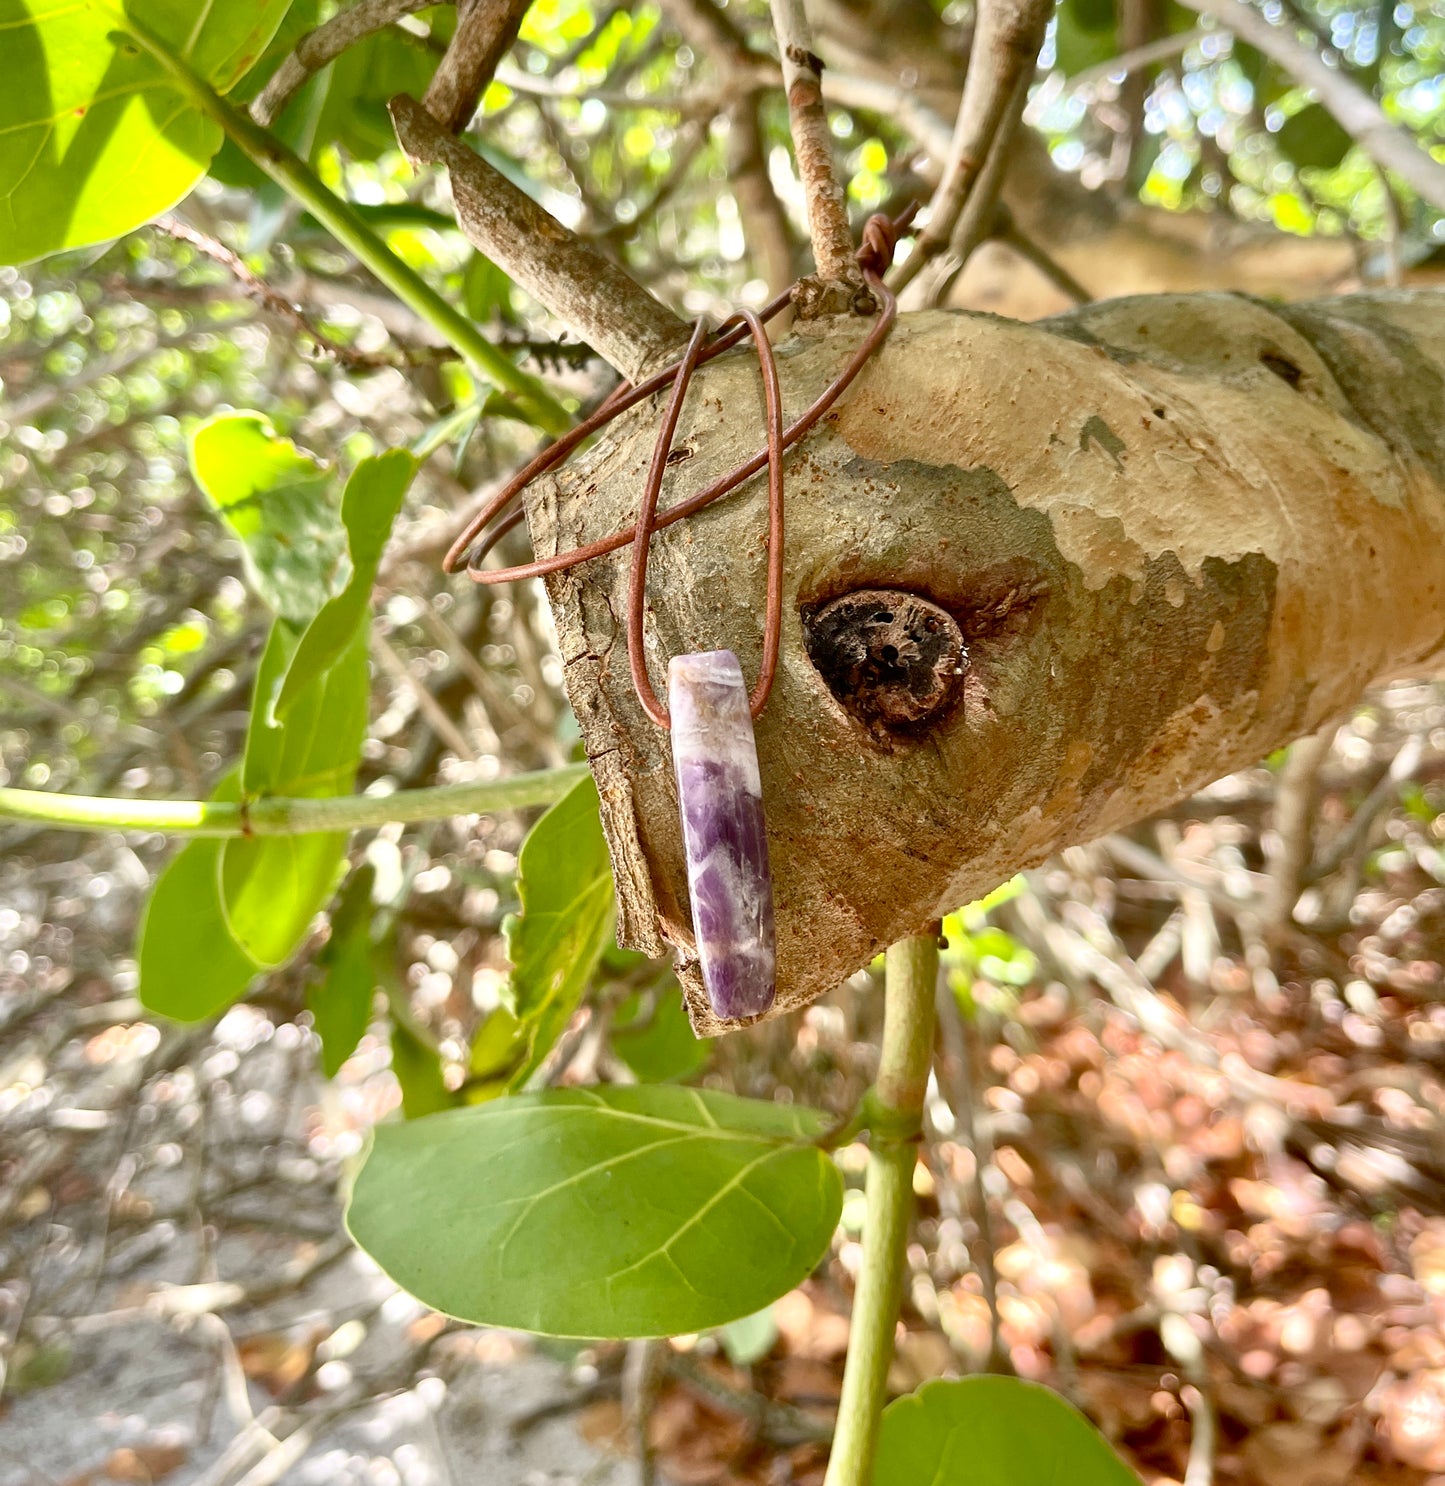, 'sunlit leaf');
501,773,614,1087
0,0,294,265
191,414,343,627
308,864,378,1077
274,448,414,718
346,1085,843,1337
875,1377,1142,1486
